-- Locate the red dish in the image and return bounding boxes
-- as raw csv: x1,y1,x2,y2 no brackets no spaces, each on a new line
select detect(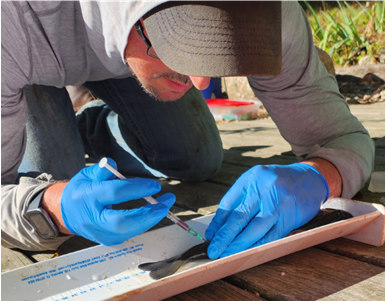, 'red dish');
206,99,256,107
